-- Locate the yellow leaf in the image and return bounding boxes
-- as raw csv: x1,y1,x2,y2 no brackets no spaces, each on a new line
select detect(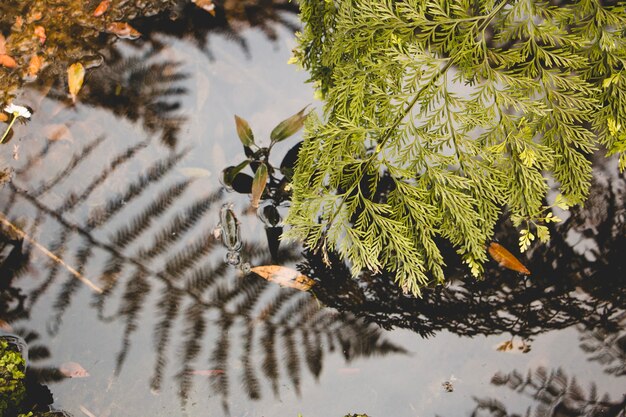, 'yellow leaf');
67,62,85,104
250,265,315,291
